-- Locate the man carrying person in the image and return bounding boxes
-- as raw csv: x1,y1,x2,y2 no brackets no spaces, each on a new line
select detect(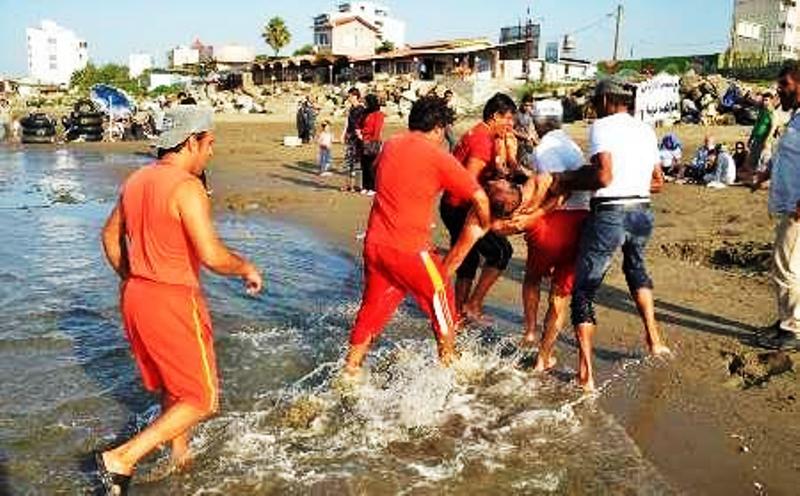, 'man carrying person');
344,95,491,375
98,106,263,493
440,92,518,321
555,77,670,391
753,61,800,351
341,87,365,192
